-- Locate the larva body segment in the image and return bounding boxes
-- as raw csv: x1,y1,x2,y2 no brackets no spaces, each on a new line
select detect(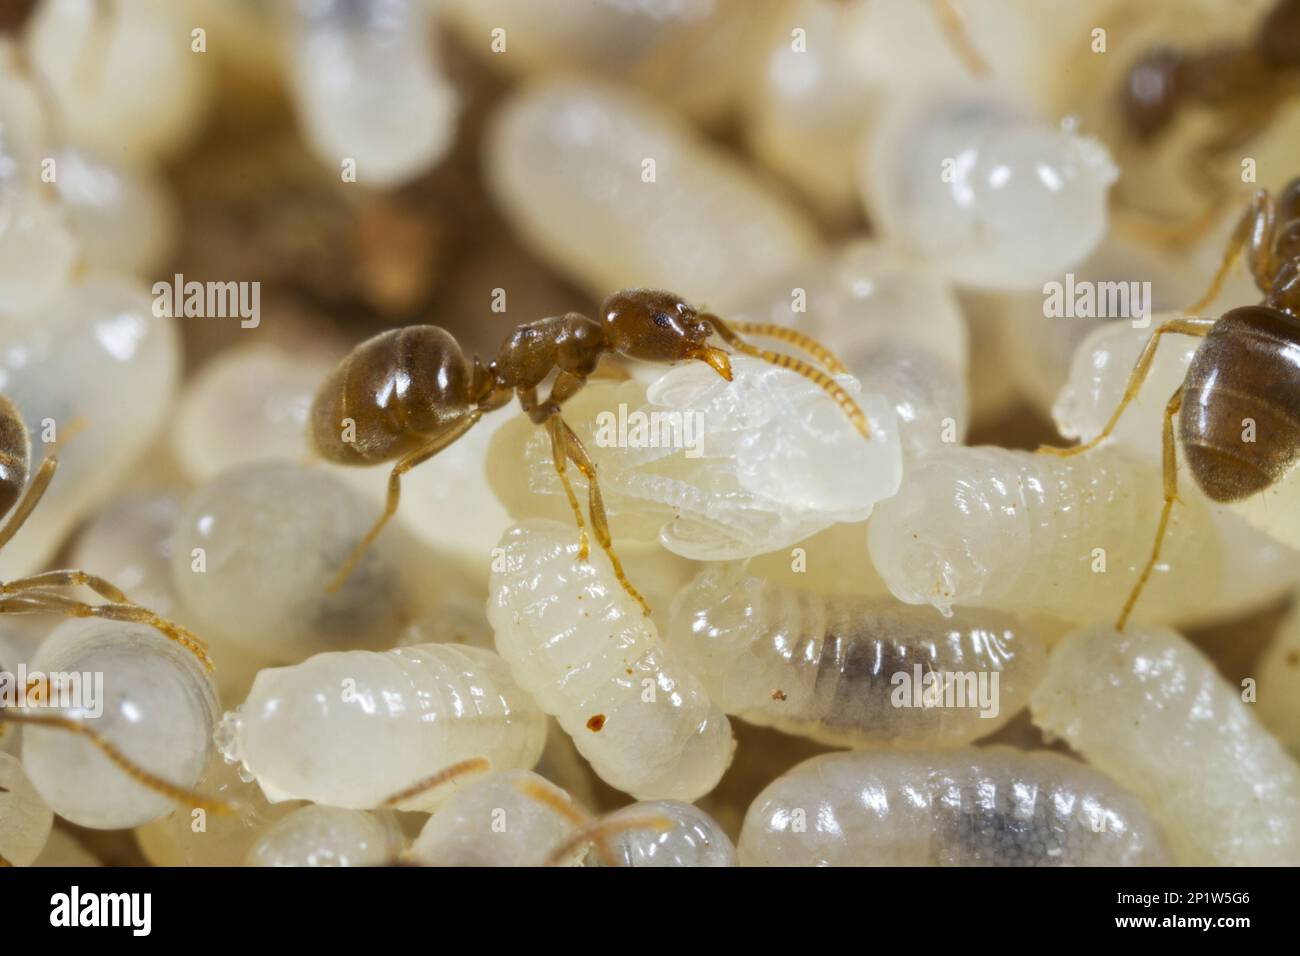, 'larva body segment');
867,445,1233,624
589,799,736,868
20,619,219,830
667,565,1045,747
217,643,546,811
0,752,53,867
739,747,1171,867
1031,625,1300,865
246,806,404,868
486,76,818,310
488,520,735,801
